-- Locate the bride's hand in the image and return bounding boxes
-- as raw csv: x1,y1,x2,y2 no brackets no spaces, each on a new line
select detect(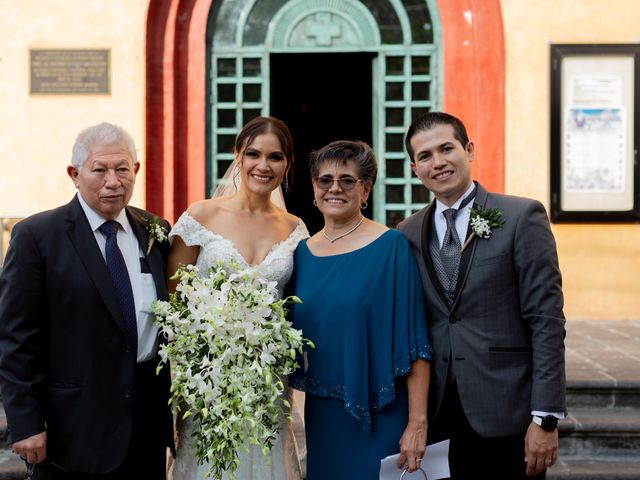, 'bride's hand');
397,419,427,473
